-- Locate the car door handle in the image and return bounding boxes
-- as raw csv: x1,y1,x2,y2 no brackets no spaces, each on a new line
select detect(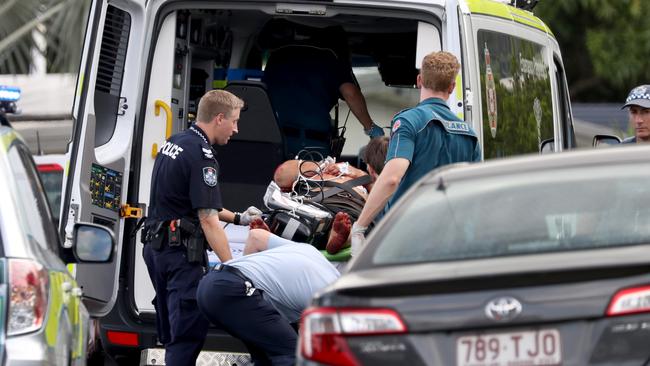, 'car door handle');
62,281,73,293
62,282,83,297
